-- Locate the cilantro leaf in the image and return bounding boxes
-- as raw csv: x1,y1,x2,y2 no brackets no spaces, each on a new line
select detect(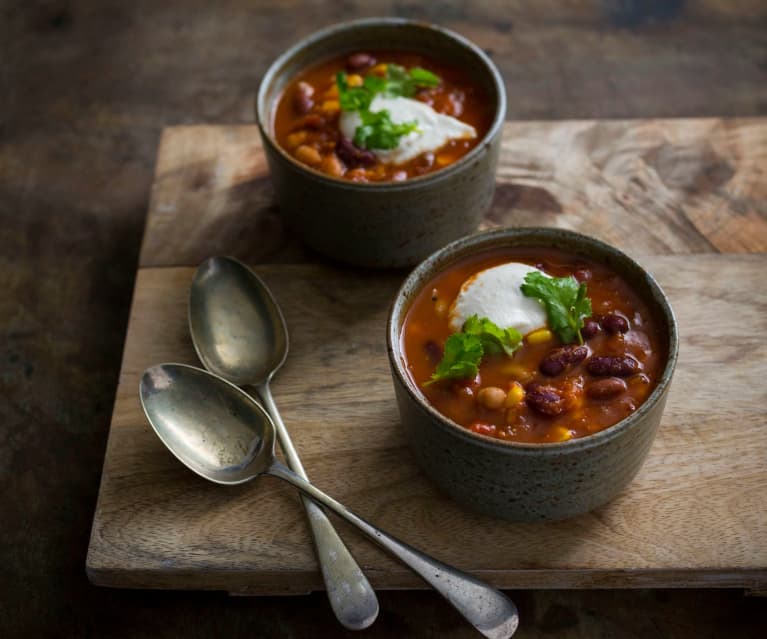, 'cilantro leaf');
381,64,411,96
408,67,441,88
520,272,592,344
353,109,419,150
463,315,522,357
336,72,373,111
382,64,441,97
426,333,483,385
426,316,522,385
